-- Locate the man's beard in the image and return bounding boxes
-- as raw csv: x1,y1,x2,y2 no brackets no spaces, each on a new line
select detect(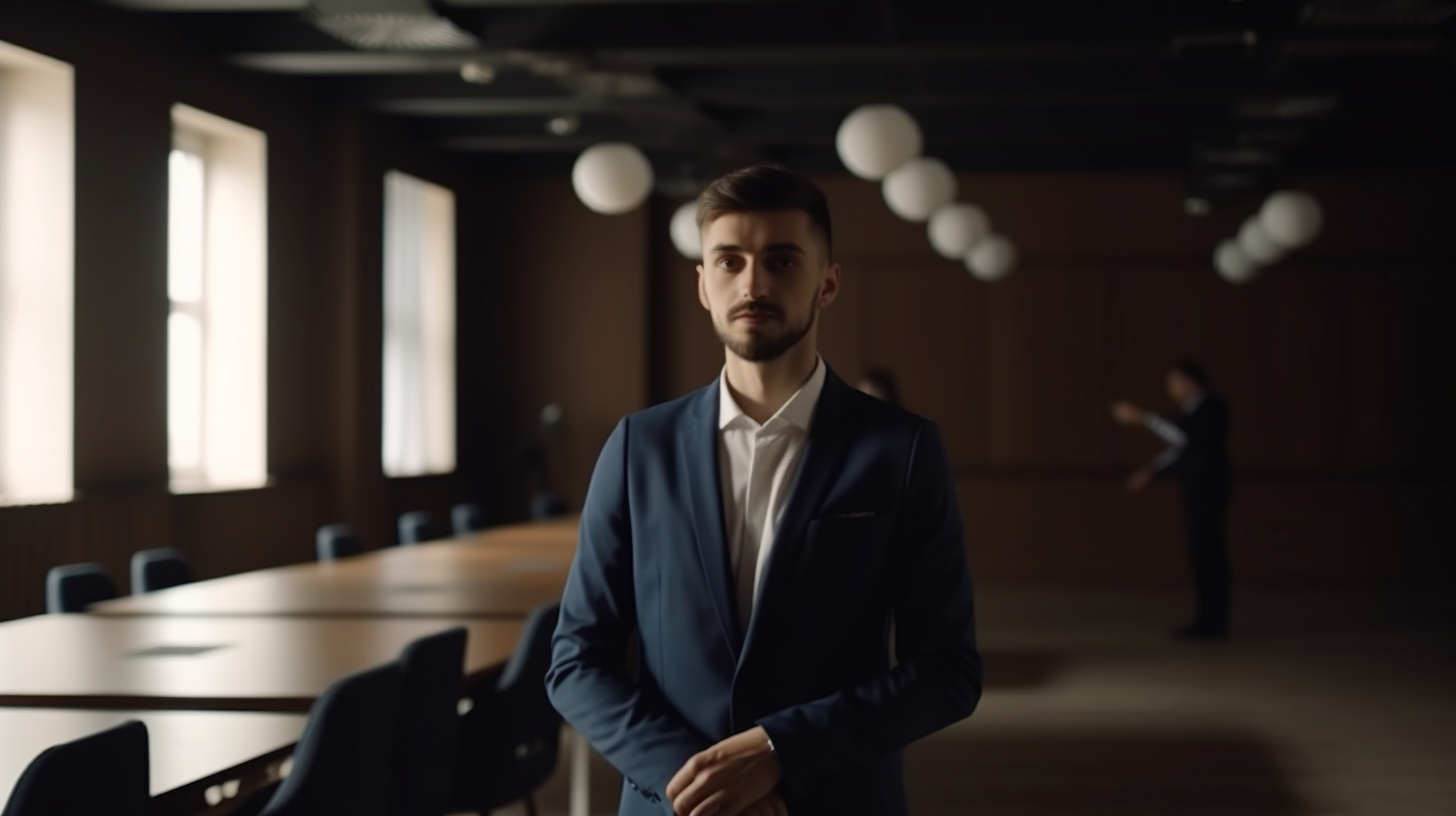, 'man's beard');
716,292,818,363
